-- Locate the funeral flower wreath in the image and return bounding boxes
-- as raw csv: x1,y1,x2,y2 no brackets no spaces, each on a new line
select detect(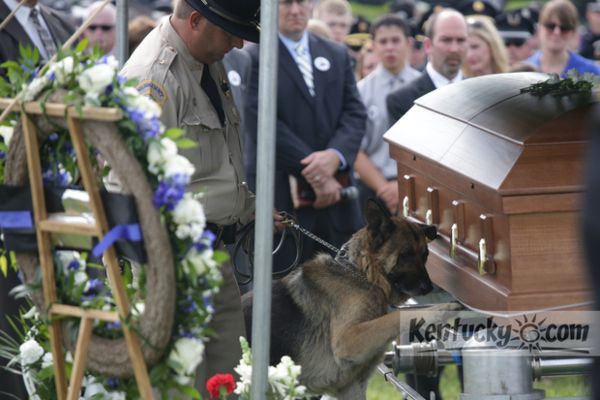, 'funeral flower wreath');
0,45,308,400
0,44,224,398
